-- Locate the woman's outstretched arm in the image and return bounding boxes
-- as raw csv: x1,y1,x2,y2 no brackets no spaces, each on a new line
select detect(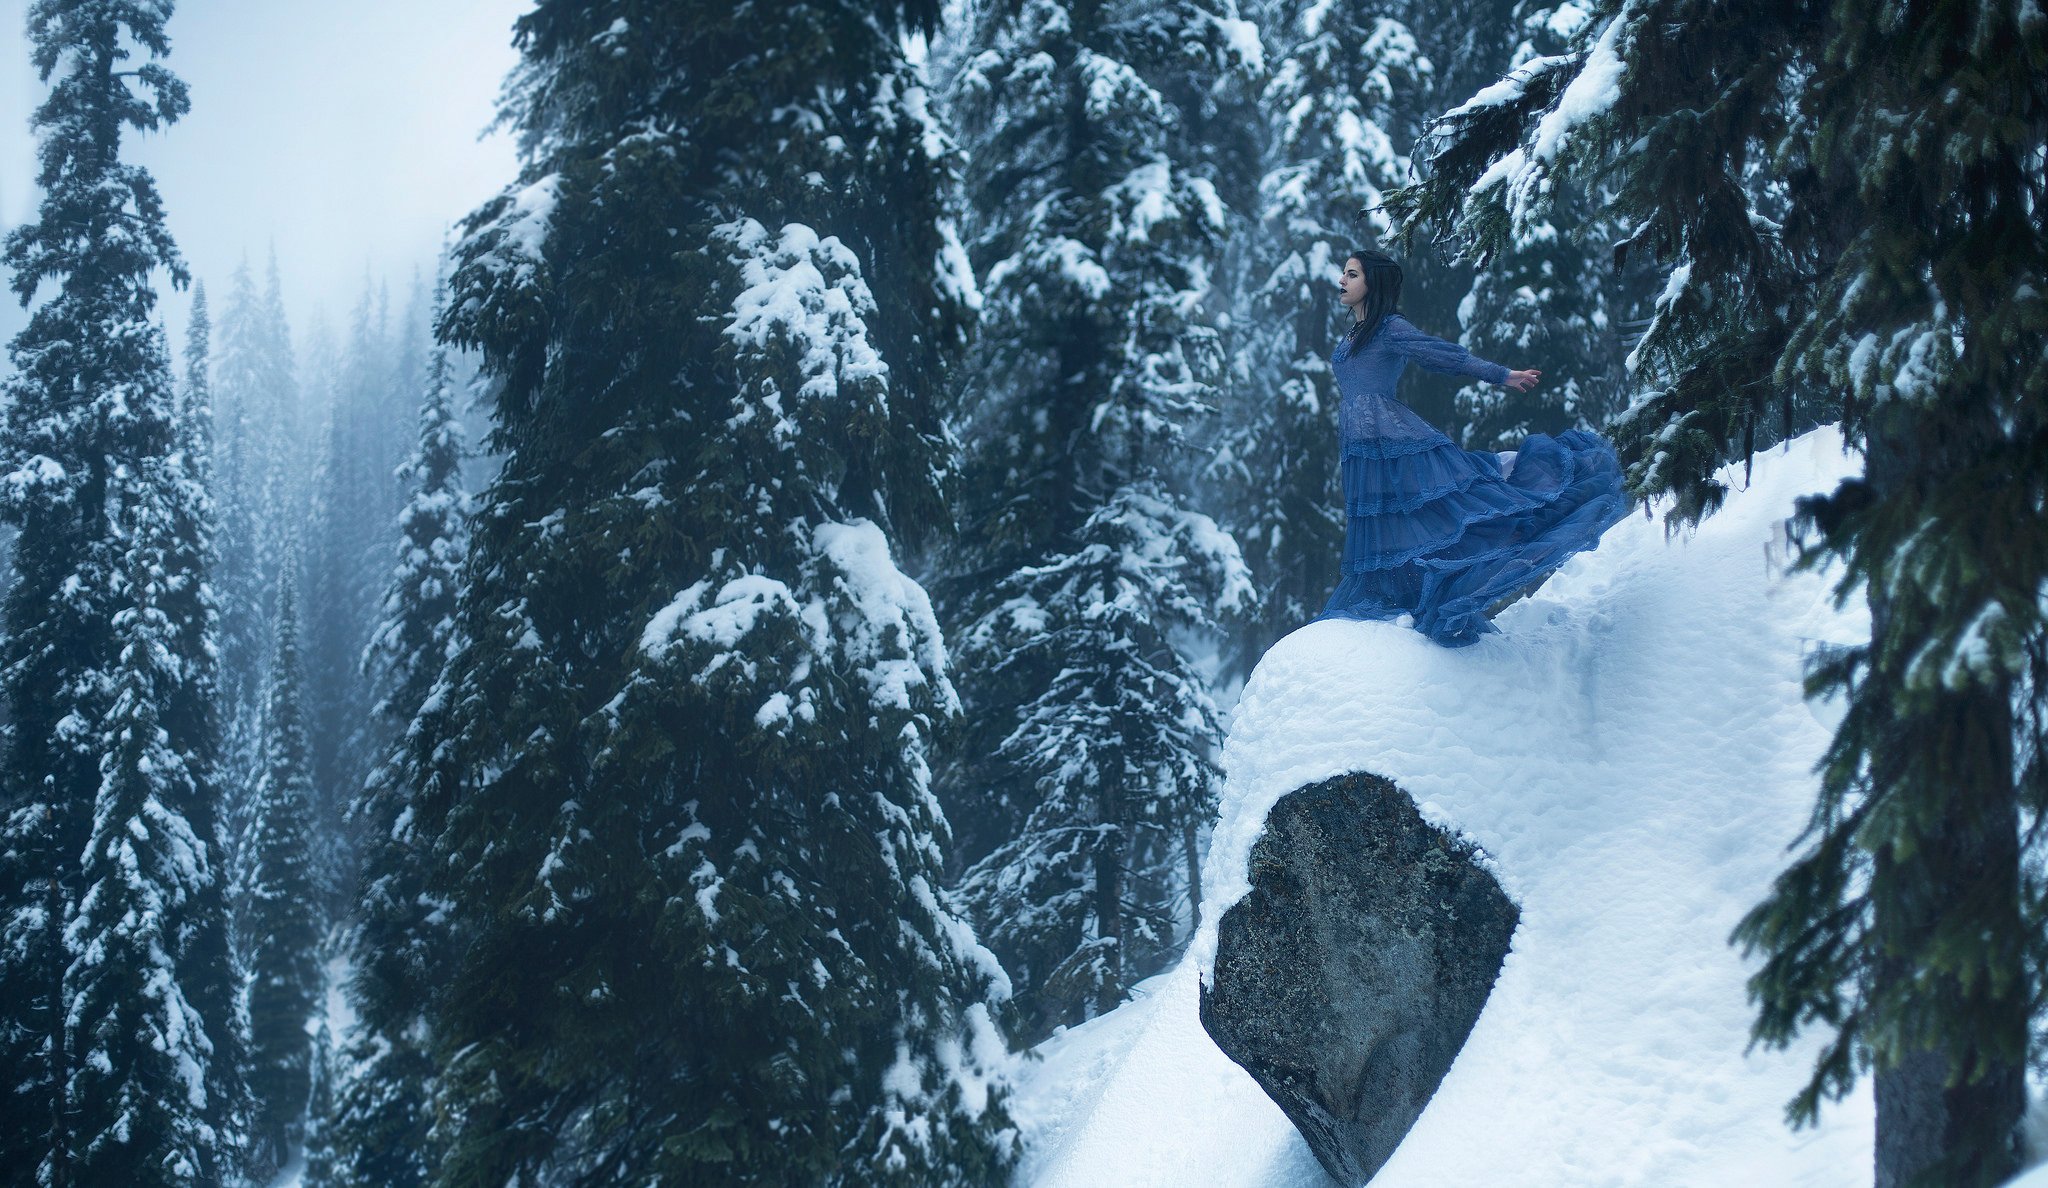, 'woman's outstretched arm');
1382,314,1513,386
